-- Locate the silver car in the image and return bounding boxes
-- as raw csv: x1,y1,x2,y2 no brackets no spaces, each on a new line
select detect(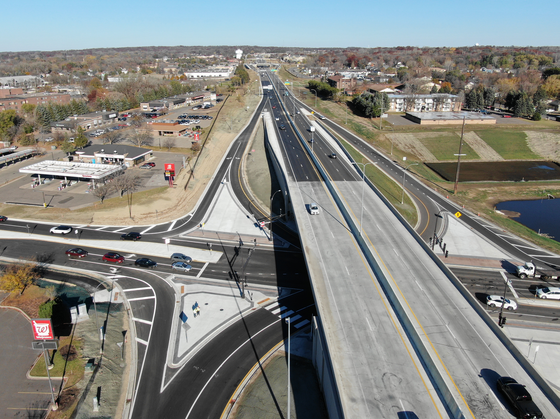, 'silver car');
170,253,192,263
50,225,73,235
172,262,192,272
486,295,517,310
